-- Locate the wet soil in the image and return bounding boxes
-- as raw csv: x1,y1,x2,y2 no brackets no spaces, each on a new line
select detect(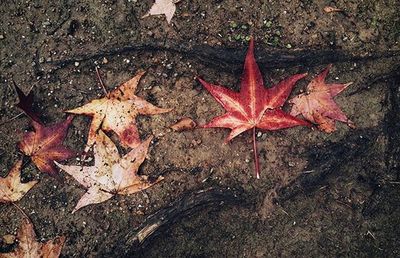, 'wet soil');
0,0,399,257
